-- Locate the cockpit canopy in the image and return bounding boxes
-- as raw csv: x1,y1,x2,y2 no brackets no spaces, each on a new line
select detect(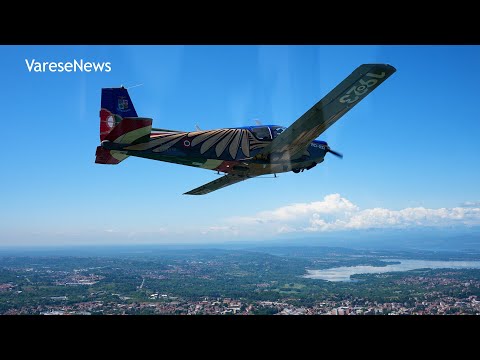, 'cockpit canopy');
271,126,286,138
250,125,287,140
